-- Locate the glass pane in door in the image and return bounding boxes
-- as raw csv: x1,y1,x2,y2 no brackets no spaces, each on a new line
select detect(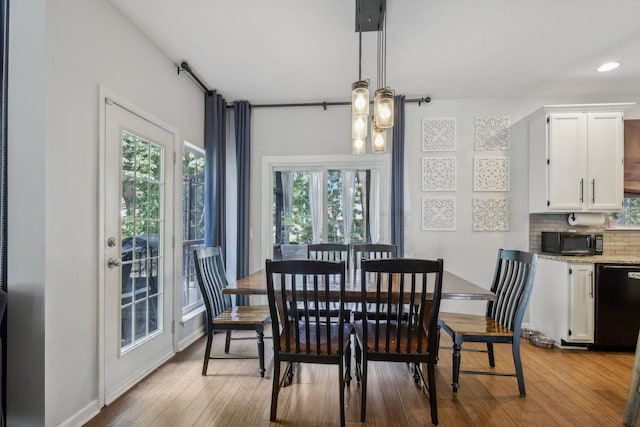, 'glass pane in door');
120,131,163,352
